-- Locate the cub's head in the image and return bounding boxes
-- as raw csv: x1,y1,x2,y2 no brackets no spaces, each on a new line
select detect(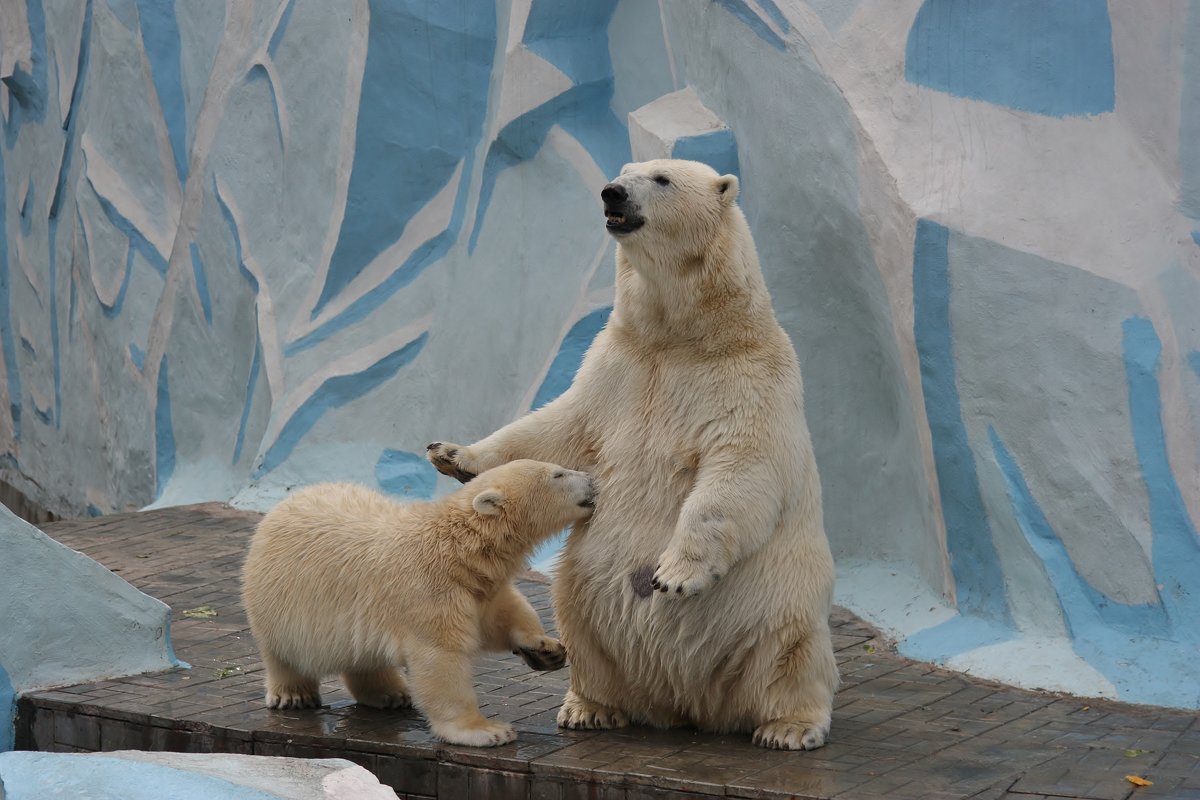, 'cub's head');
467,460,596,537
601,159,739,250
